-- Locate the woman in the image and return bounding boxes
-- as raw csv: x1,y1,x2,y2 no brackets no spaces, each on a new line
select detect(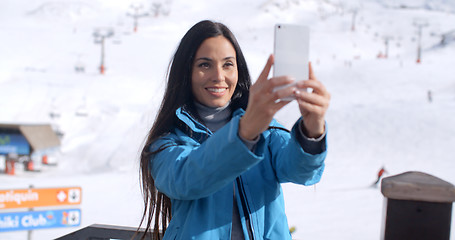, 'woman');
139,20,330,240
